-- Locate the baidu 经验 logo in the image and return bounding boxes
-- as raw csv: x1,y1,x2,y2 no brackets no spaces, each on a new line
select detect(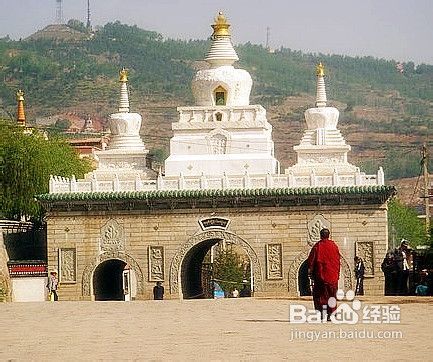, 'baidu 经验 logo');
289,289,401,324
